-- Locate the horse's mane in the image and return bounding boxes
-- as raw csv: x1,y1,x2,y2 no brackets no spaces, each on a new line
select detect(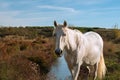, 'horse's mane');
74,29,81,33
67,26,82,34
73,29,83,36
